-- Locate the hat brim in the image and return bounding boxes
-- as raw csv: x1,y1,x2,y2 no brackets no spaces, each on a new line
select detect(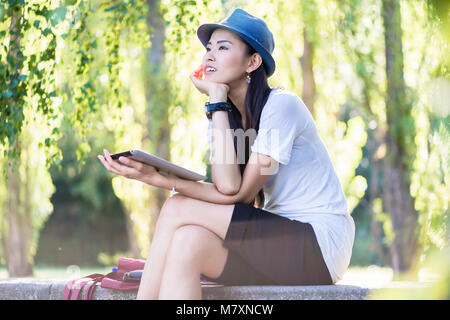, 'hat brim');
197,23,275,77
